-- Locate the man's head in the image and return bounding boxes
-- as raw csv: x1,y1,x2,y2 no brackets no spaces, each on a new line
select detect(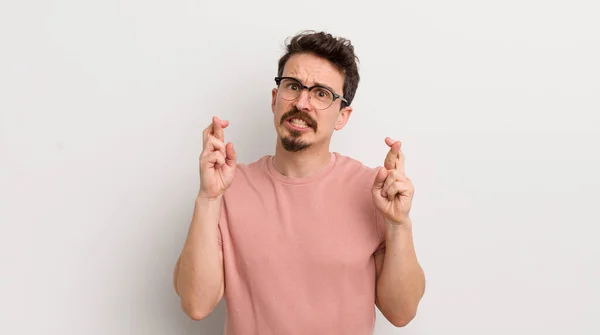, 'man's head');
271,31,360,152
